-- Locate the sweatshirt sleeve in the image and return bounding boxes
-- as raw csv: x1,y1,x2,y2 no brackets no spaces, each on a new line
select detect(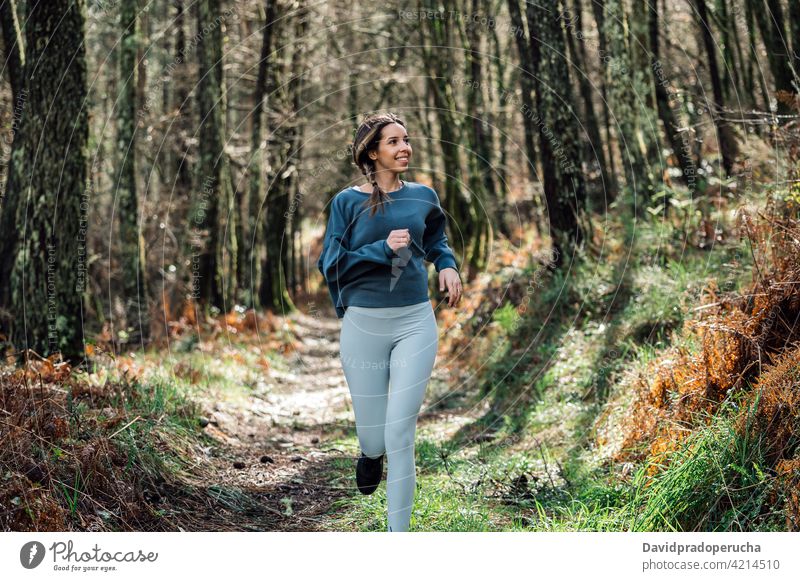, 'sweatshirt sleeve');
319,196,395,284
423,190,458,273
